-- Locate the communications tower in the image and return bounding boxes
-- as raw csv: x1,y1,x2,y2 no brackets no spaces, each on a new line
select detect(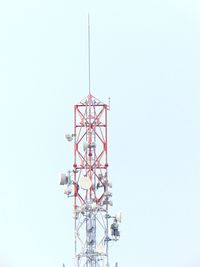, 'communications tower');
59,17,121,267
